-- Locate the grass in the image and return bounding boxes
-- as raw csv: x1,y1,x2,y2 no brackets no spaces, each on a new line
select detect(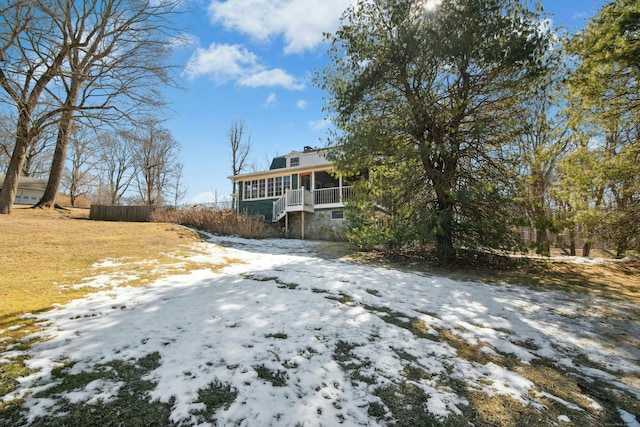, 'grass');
0,206,207,324
254,365,288,387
